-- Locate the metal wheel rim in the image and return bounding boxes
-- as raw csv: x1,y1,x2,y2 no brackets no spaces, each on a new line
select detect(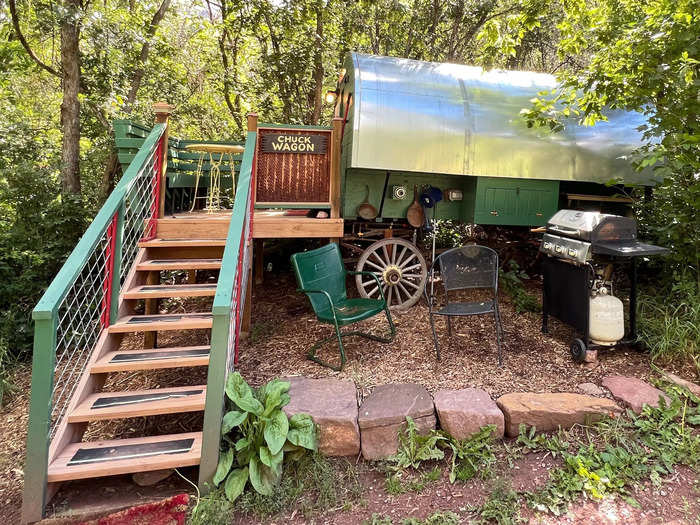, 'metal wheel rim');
355,238,427,310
